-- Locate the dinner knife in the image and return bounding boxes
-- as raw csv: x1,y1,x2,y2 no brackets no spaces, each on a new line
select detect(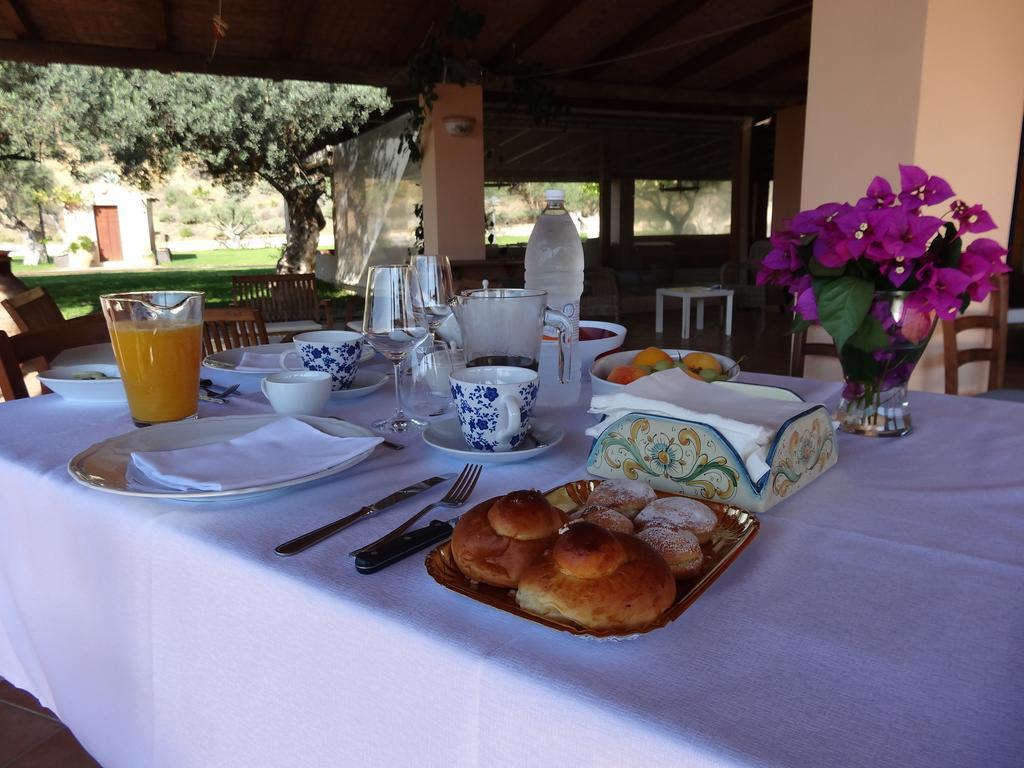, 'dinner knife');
274,473,455,556
354,515,459,574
